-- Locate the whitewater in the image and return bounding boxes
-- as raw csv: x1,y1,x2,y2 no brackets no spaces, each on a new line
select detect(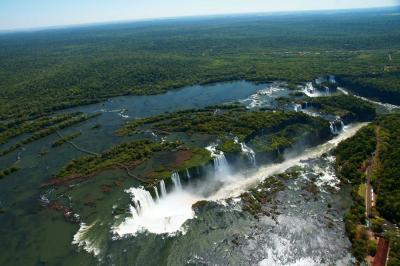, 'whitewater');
109,122,367,238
